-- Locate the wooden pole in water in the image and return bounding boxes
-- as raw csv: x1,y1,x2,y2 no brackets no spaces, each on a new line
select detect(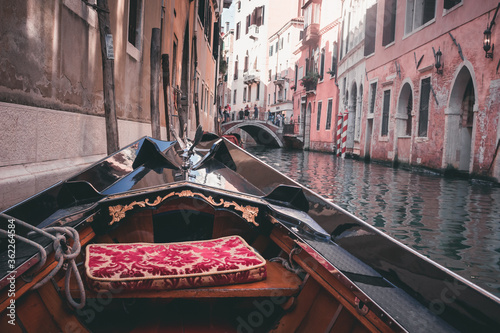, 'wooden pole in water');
96,0,119,154
150,28,161,139
162,54,171,140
